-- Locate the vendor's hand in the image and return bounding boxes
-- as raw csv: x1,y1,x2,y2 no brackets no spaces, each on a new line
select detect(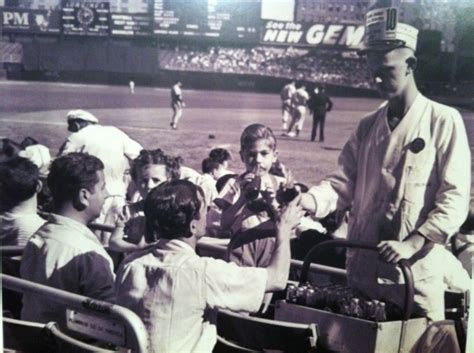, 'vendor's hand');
277,194,305,233
299,193,317,213
137,235,149,249
377,234,425,264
